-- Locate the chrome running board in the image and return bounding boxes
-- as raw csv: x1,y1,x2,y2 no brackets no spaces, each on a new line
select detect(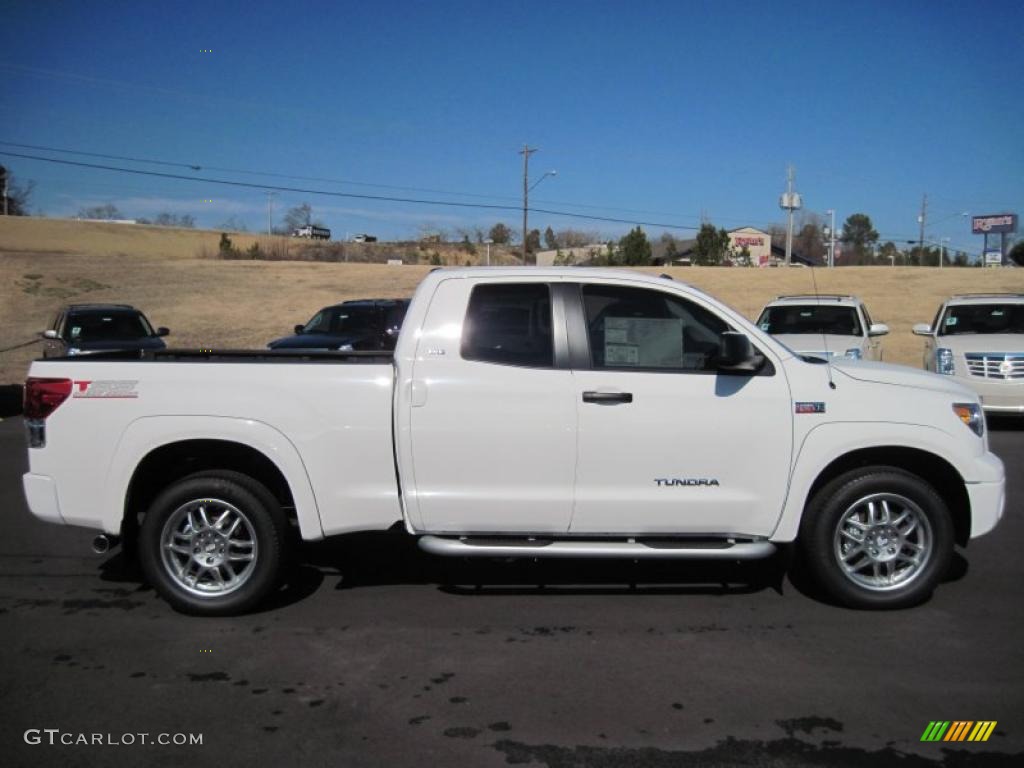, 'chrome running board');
417,535,776,560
